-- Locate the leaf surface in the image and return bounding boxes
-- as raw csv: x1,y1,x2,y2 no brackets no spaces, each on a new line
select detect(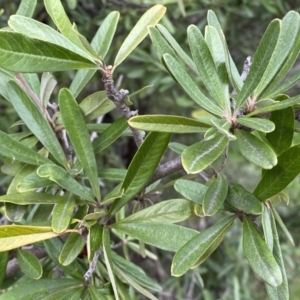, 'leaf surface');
237,117,275,133
17,249,42,279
